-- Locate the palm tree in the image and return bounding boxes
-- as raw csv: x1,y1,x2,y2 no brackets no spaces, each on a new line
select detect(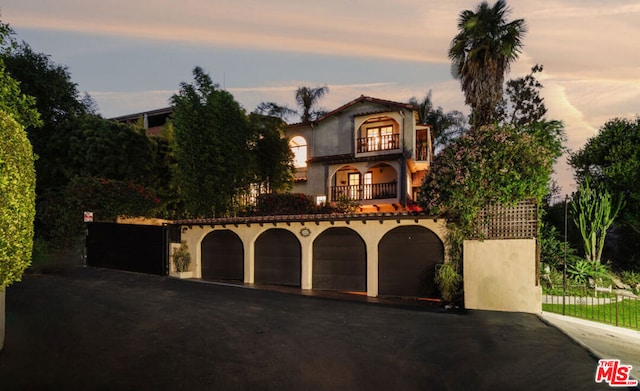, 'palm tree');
295,86,328,123
448,0,526,129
